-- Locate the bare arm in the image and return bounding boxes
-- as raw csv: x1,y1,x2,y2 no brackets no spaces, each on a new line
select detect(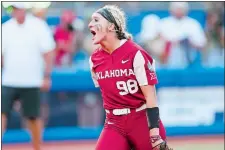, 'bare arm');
140,85,158,108
140,85,164,148
43,50,55,77
38,20,56,91
140,85,160,136
133,50,169,149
